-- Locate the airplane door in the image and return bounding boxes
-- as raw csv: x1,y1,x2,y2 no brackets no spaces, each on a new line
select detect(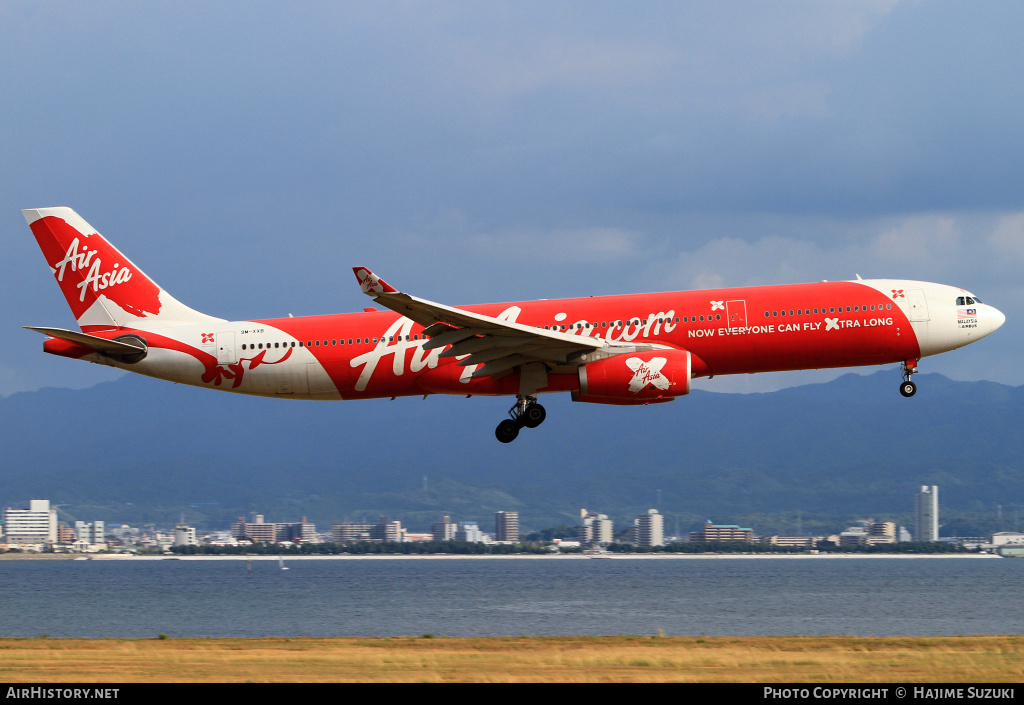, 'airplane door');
905,289,930,321
726,300,748,328
216,332,237,364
